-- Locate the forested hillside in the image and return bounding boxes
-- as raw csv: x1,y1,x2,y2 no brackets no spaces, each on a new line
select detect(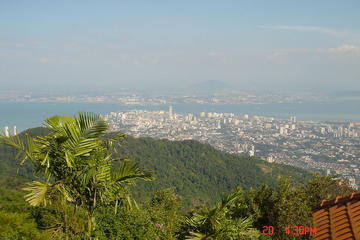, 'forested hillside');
0,127,308,205
116,135,308,205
